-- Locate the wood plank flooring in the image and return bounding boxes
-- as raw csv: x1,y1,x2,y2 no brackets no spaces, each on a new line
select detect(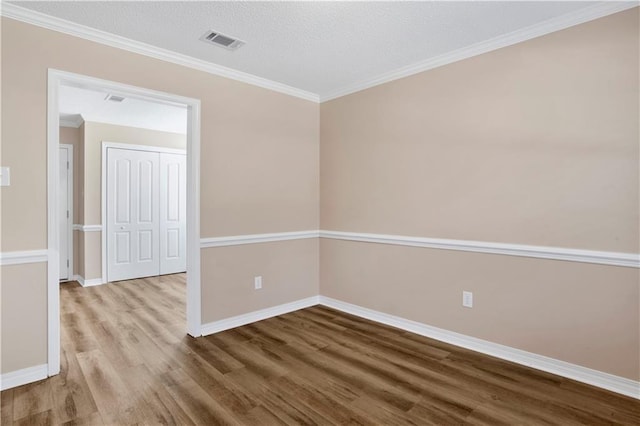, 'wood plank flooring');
1,274,639,425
